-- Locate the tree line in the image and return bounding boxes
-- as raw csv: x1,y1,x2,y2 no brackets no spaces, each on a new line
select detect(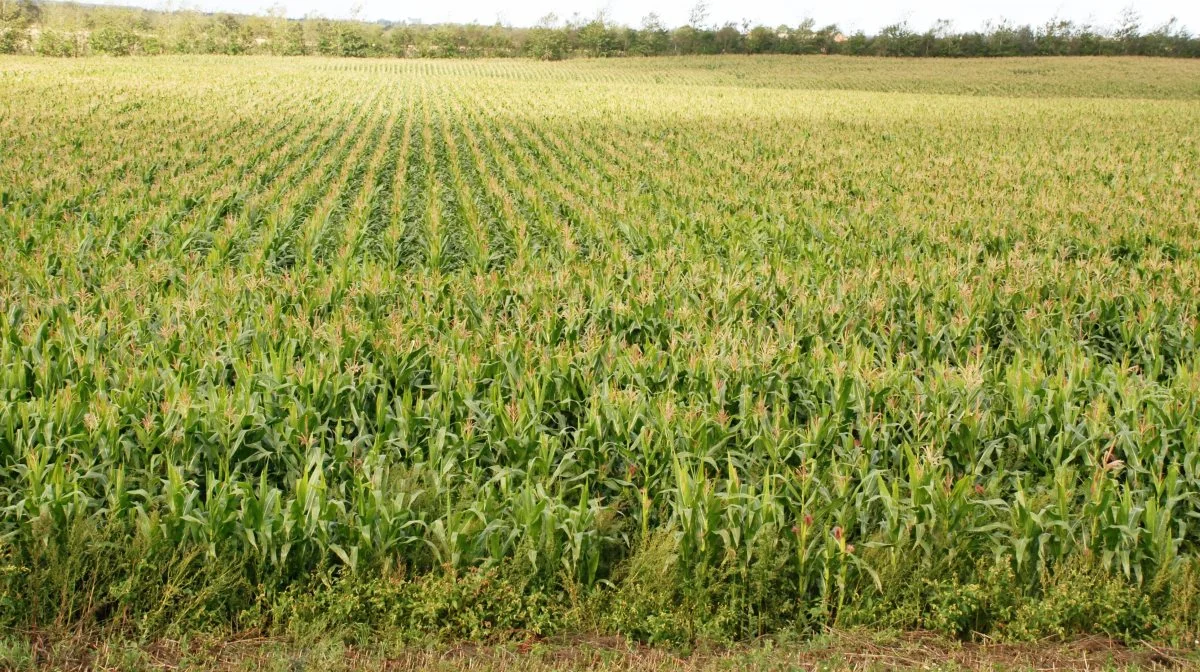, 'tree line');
2,1,1197,59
